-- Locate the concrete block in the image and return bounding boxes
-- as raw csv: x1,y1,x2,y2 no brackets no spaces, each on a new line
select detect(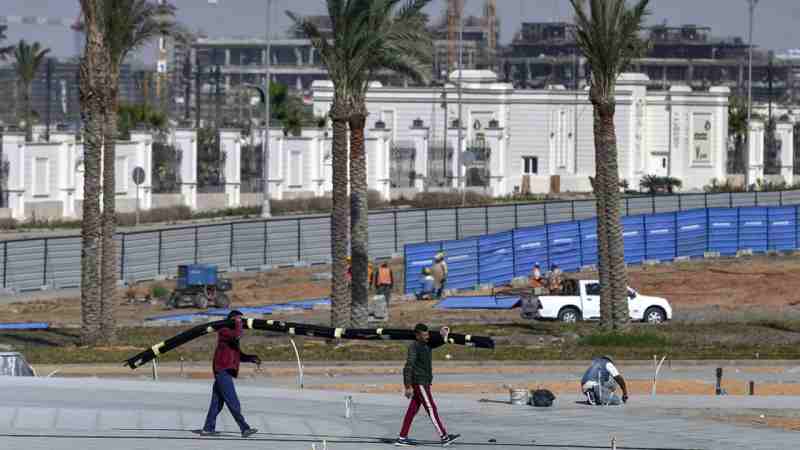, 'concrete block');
155,274,168,281
674,256,691,262
737,249,753,257
0,287,17,296
704,252,721,259
259,264,274,271
644,259,660,266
